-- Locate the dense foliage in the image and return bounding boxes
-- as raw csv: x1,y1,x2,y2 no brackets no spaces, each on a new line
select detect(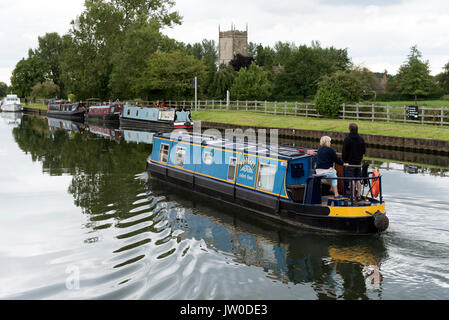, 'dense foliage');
315,71,363,118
